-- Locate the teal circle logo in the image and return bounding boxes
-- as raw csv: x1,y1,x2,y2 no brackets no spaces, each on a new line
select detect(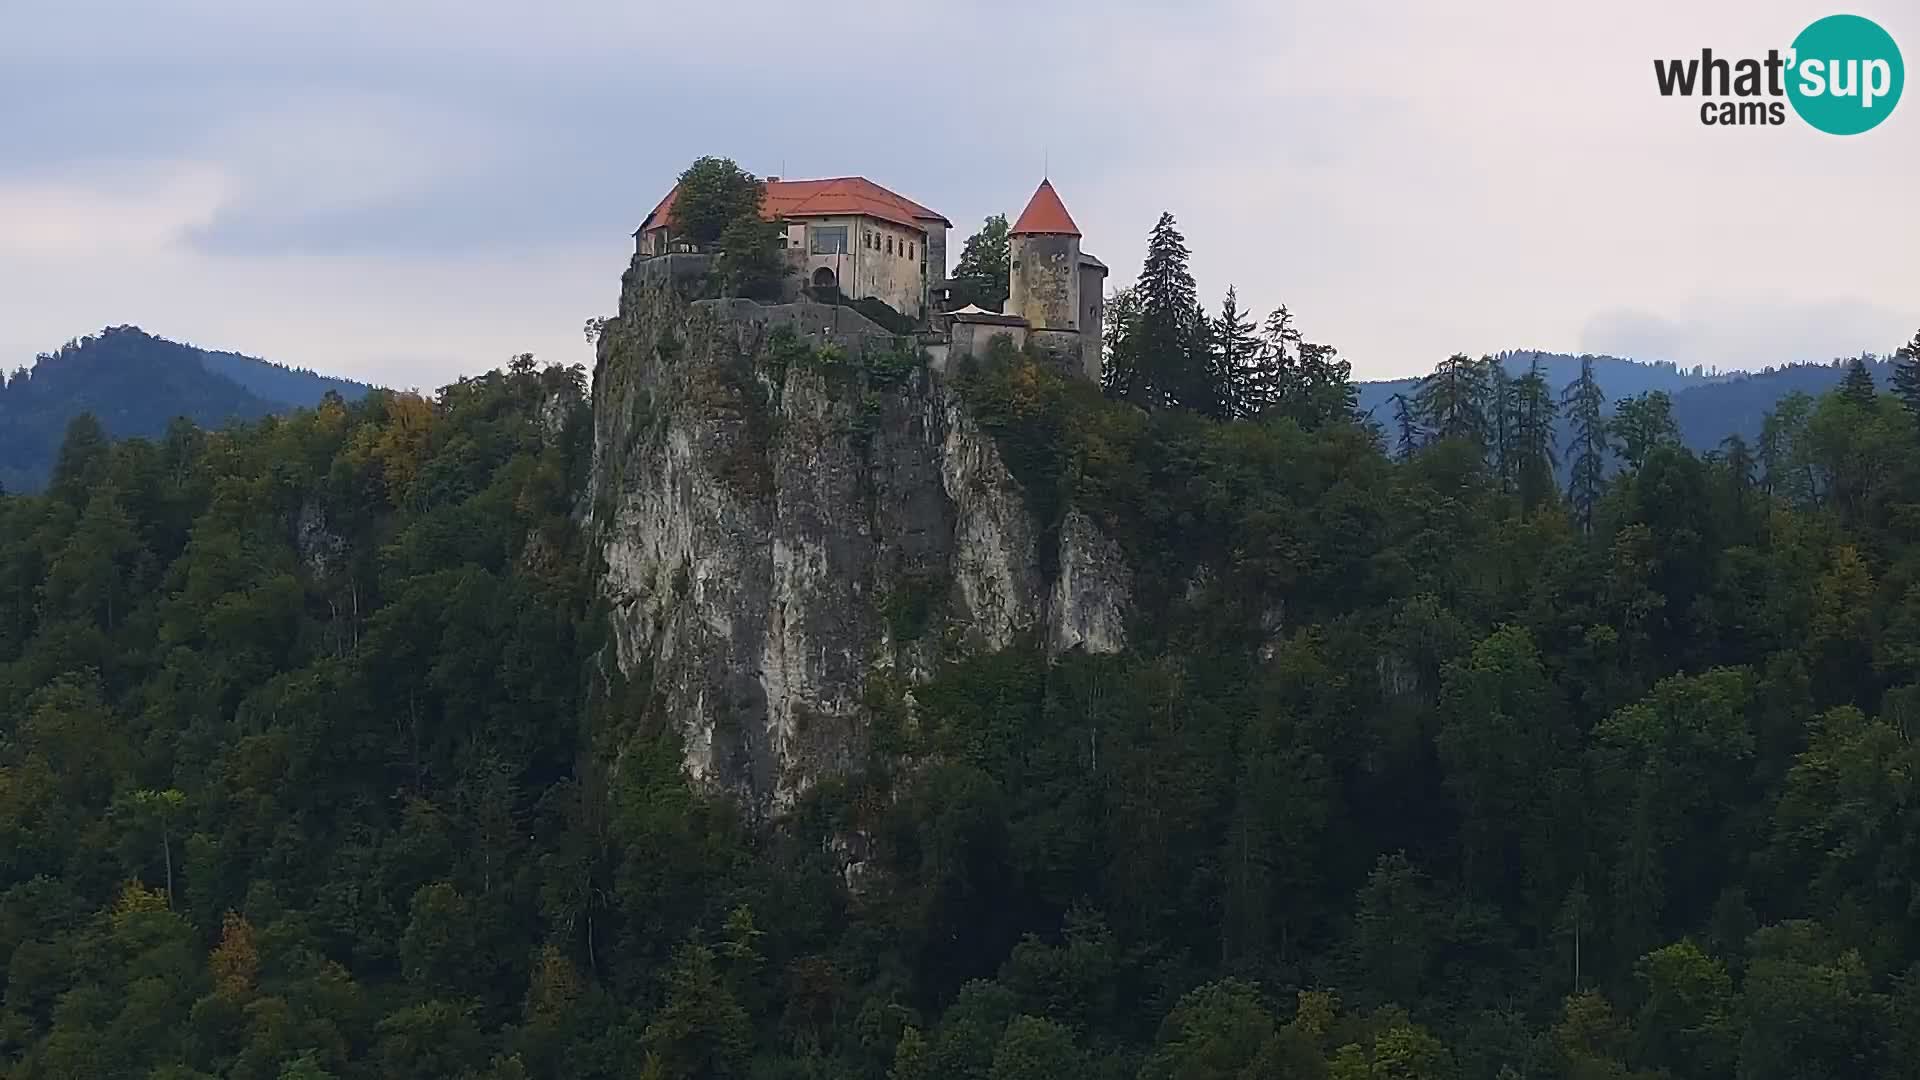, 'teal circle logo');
1787,14,1903,134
